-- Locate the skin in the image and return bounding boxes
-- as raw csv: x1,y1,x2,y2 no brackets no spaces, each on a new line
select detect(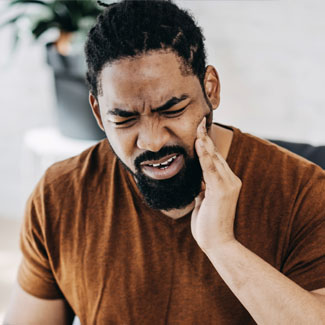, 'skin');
194,117,325,323
4,283,74,324
89,50,232,219
90,50,325,323
5,50,325,324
